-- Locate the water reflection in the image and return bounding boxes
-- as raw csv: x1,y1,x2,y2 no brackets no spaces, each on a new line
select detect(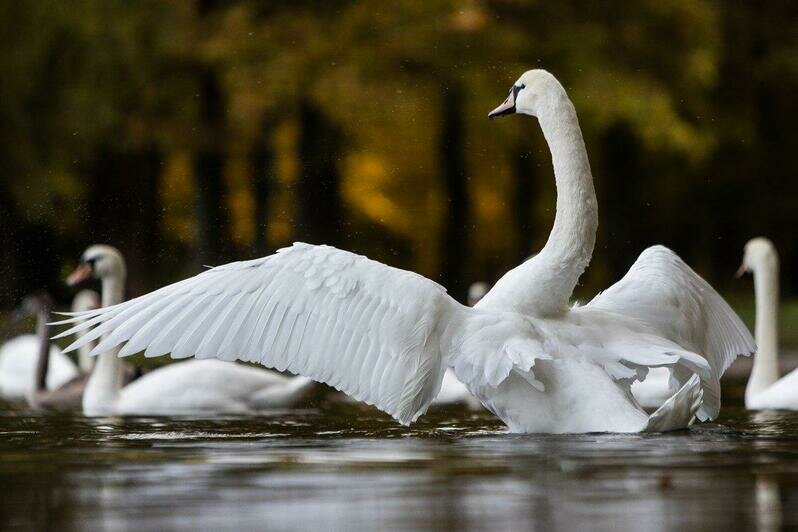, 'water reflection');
1,405,798,530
